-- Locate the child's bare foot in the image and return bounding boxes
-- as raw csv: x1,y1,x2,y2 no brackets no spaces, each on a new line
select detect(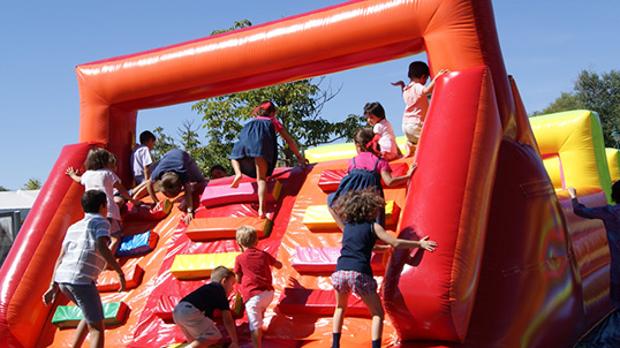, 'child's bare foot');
230,175,242,188
258,208,265,219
